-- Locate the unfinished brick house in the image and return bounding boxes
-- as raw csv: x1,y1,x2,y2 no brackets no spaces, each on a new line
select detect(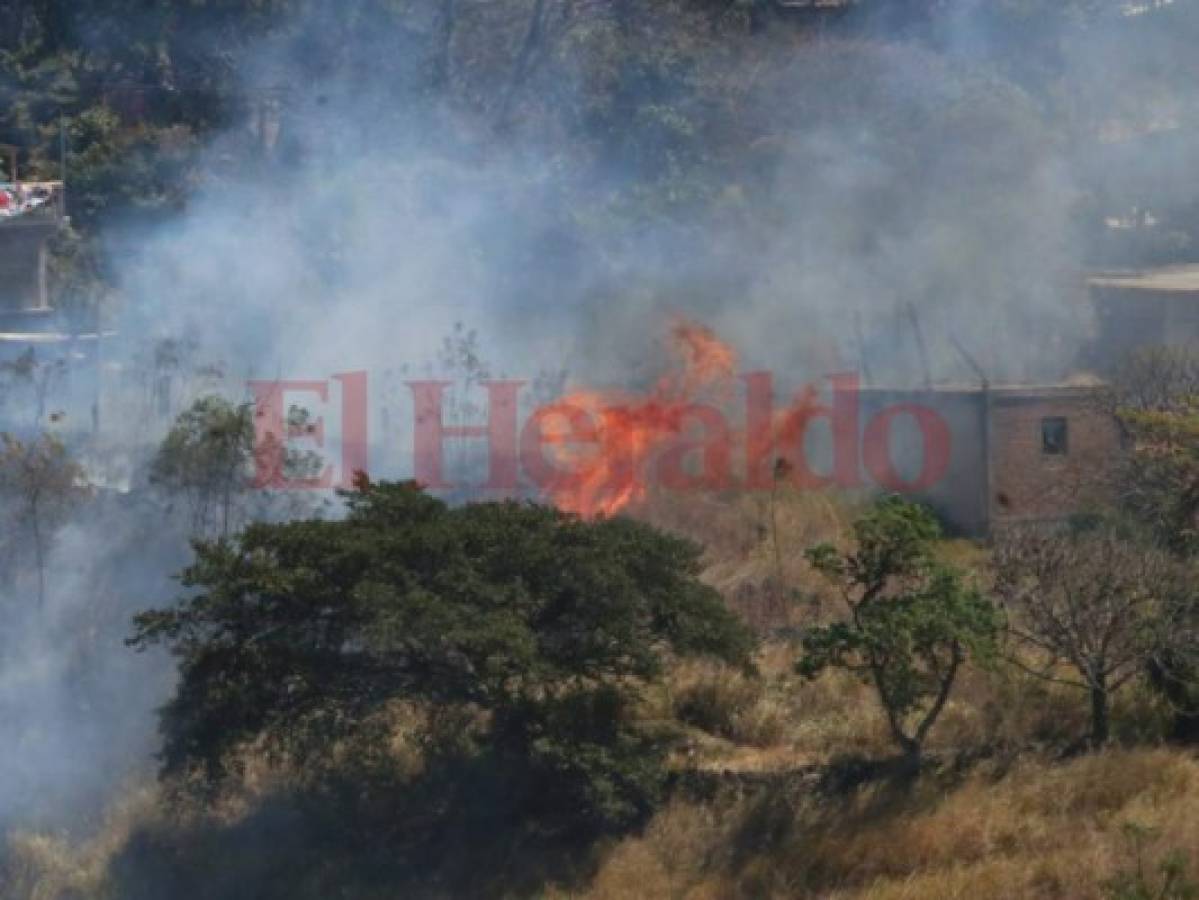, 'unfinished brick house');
850,263,1199,535
857,384,1122,536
